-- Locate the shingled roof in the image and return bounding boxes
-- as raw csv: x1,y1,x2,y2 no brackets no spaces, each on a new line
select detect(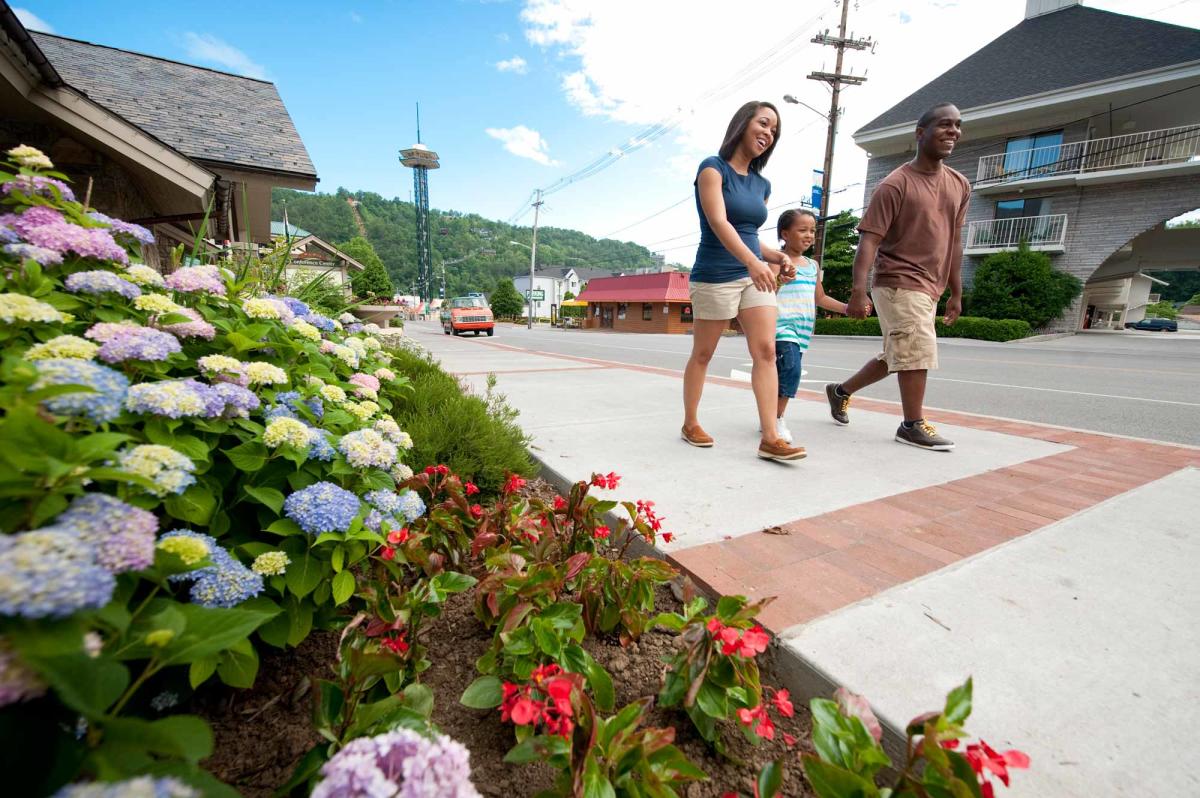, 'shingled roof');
857,6,1200,135
30,32,316,180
